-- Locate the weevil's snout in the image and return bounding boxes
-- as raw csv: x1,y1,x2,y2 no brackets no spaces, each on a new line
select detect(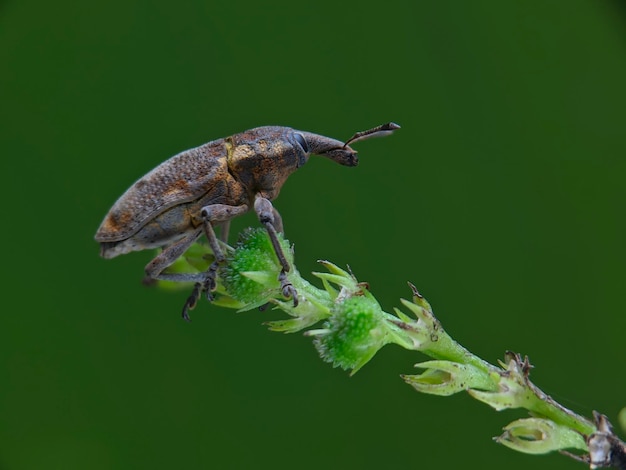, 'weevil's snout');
300,123,399,167
298,132,358,166
320,147,359,167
